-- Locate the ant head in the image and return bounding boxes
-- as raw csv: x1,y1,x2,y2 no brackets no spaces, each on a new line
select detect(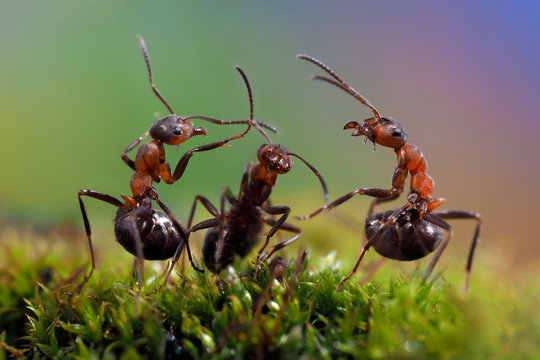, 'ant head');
344,116,407,149
149,115,207,146
257,143,330,202
257,144,293,174
297,54,408,149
